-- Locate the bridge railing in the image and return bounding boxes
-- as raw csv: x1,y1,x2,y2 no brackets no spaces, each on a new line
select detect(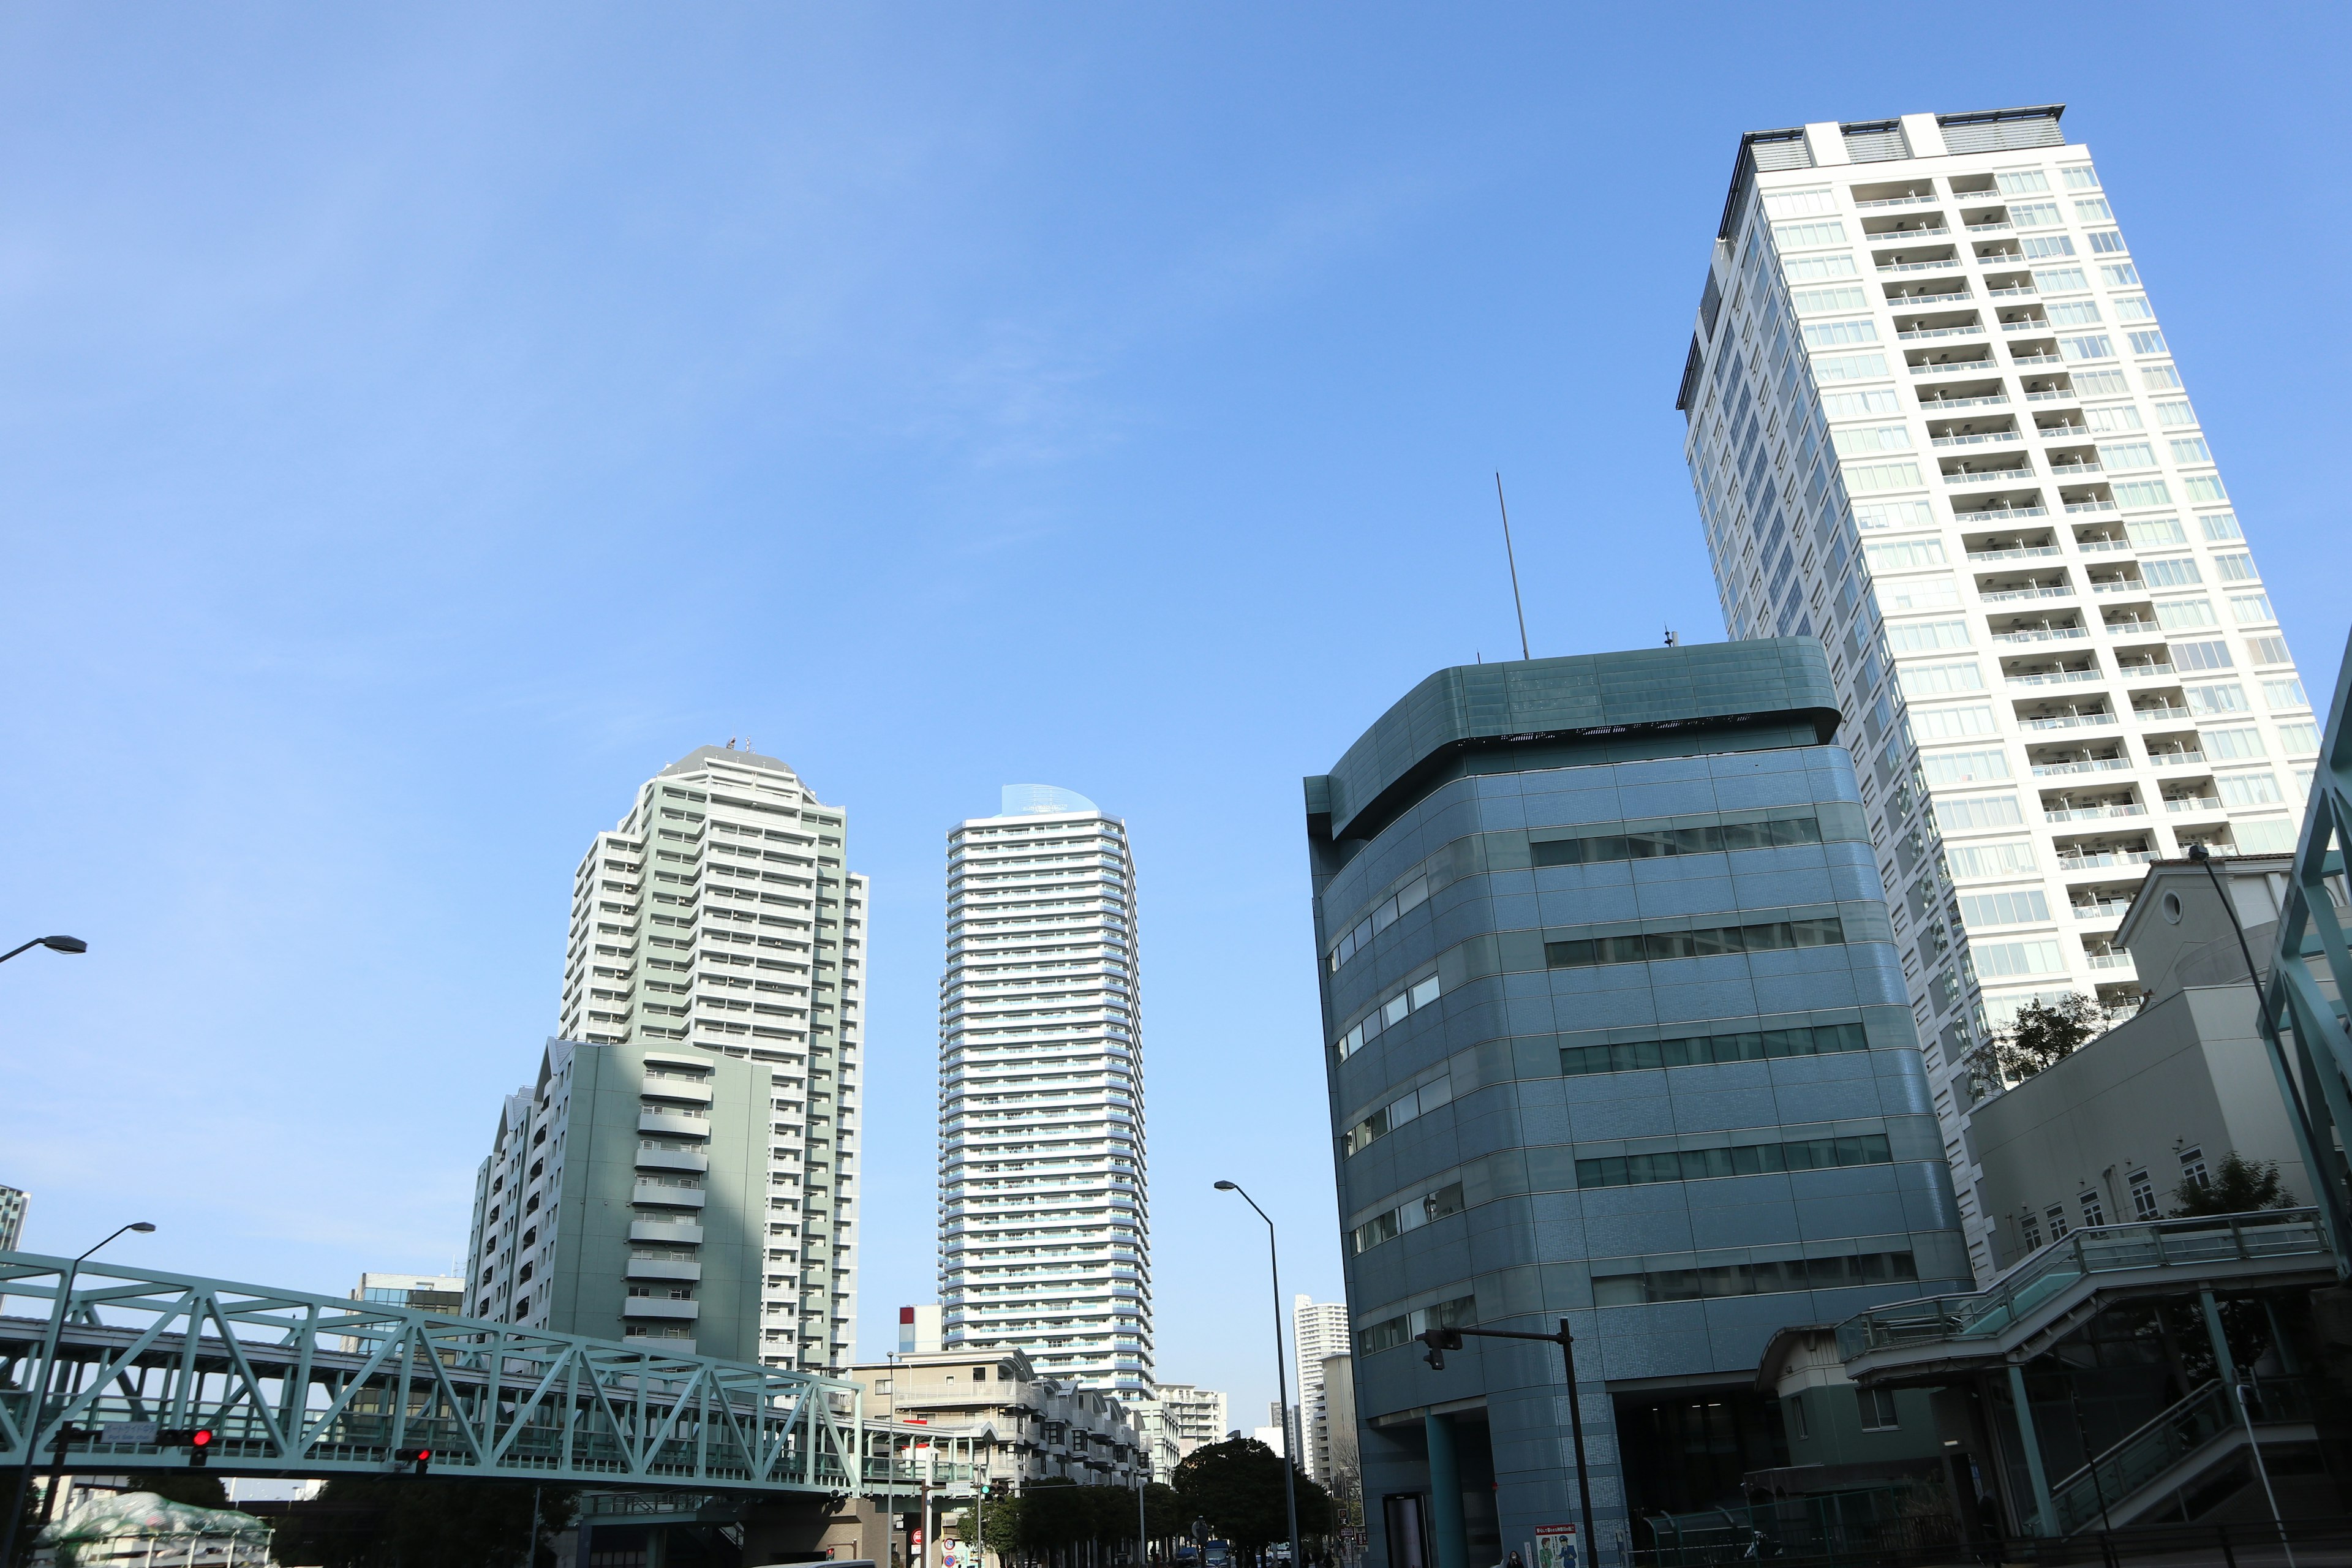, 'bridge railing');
0,1251,862,1492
